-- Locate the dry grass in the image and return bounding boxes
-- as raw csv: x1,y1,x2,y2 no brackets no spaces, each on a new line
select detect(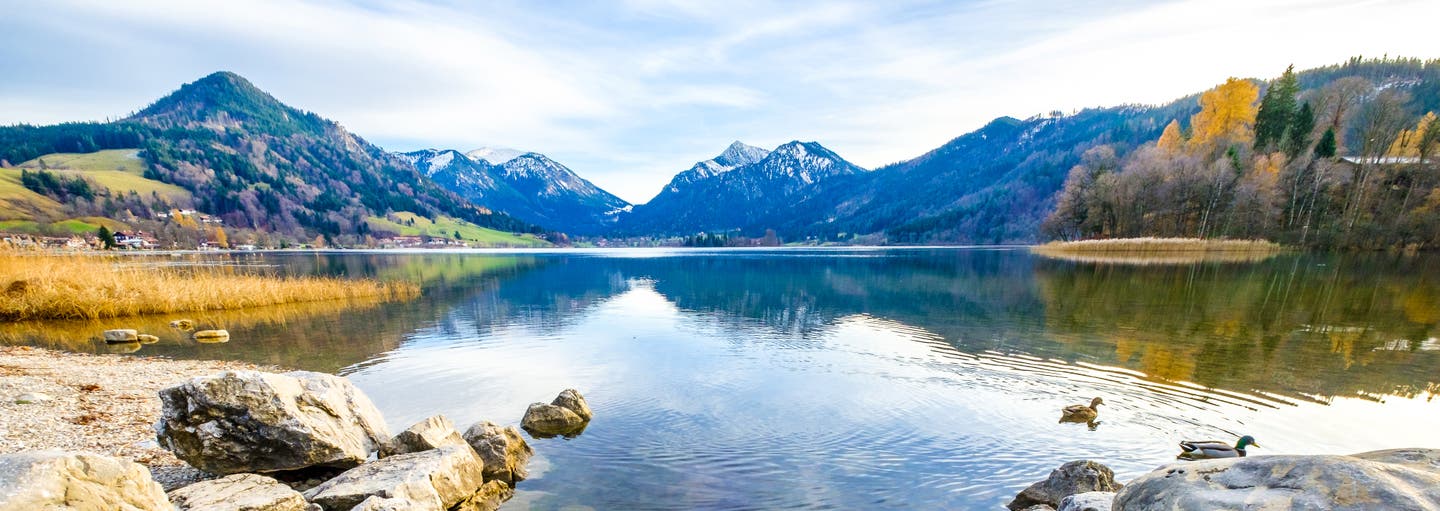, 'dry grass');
0,252,419,321
1032,238,1288,264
